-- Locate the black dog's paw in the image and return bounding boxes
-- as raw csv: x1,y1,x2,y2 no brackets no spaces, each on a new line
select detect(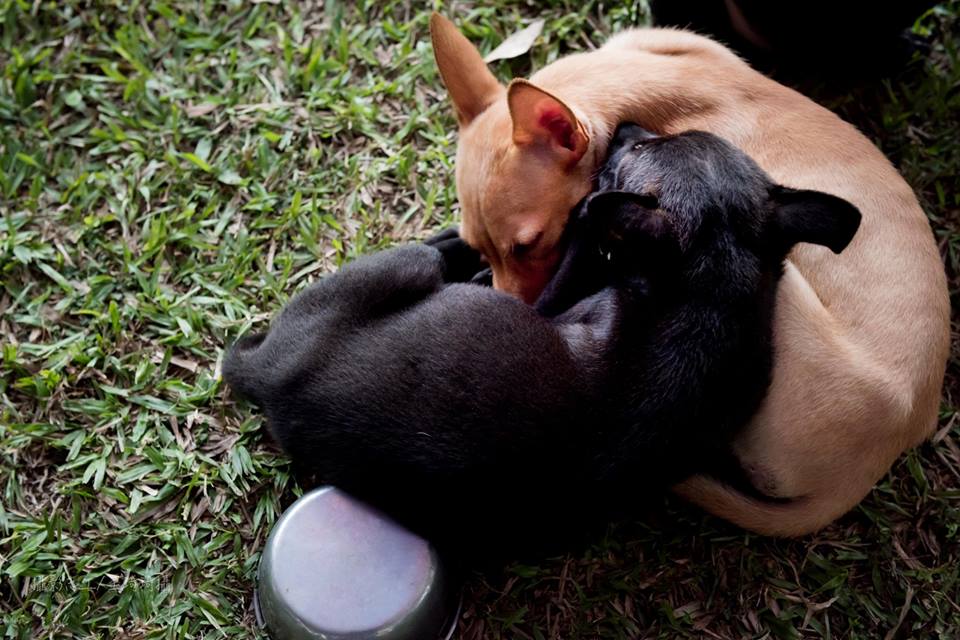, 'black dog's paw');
424,227,487,283
423,227,462,247
470,267,493,287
